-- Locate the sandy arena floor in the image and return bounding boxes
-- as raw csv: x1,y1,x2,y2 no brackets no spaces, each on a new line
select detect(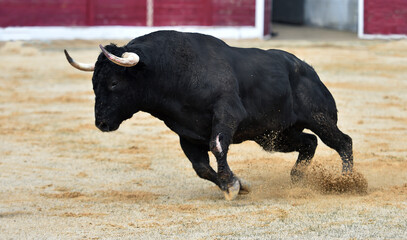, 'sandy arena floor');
0,35,406,239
